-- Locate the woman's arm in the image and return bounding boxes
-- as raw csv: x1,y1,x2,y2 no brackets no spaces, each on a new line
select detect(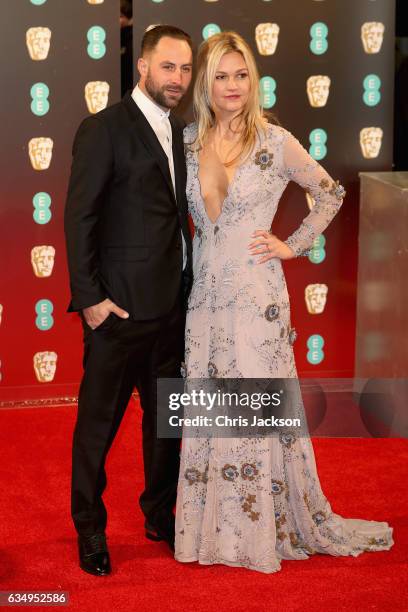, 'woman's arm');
282,130,346,257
